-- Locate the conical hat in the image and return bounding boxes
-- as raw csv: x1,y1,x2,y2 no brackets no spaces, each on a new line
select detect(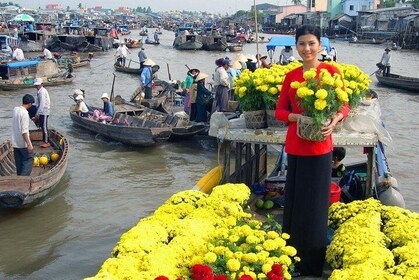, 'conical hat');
231,60,242,70
143,58,155,66
195,72,208,82
235,53,247,63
